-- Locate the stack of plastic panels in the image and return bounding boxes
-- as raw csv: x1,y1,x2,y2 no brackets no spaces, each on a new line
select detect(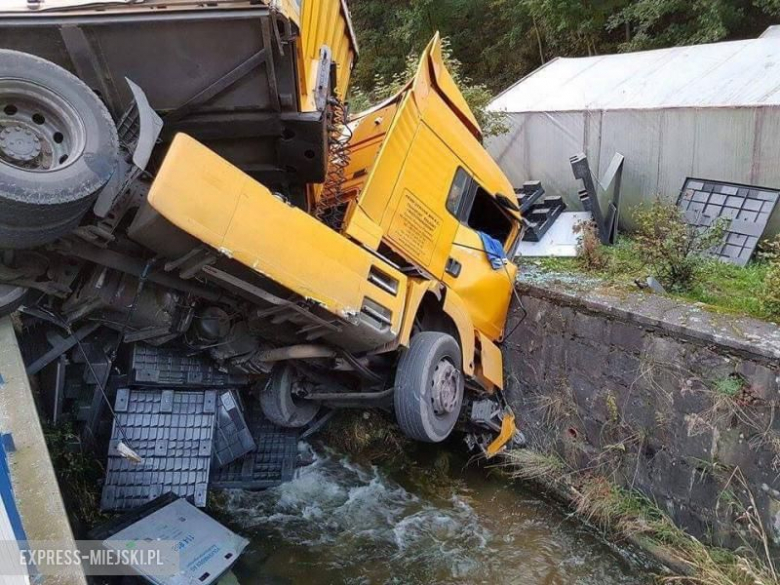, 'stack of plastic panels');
212,390,256,468
678,179,780,266
100,389,217,511
211,406,298,490
128,344,249,388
